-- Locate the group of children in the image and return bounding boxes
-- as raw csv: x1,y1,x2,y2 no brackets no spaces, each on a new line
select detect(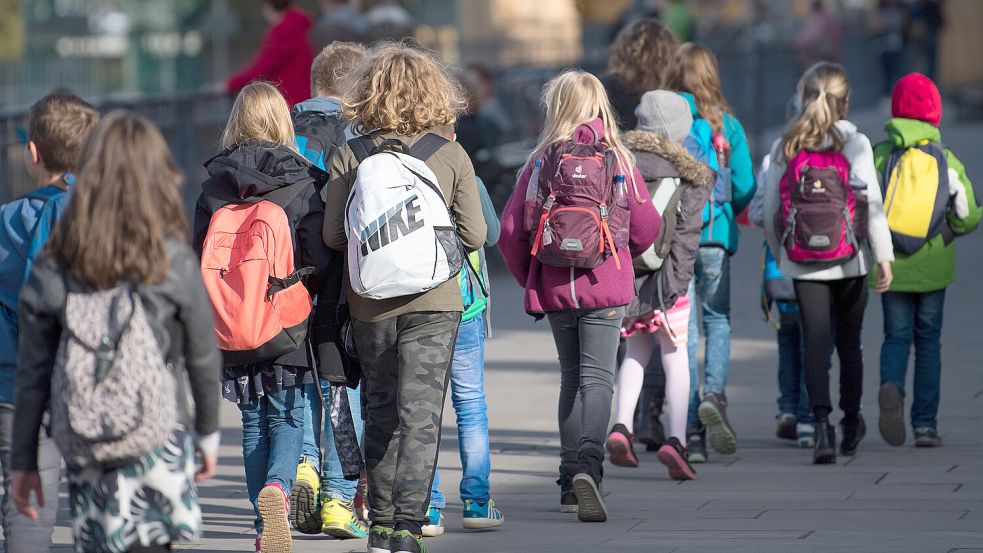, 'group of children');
0,15,978,553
